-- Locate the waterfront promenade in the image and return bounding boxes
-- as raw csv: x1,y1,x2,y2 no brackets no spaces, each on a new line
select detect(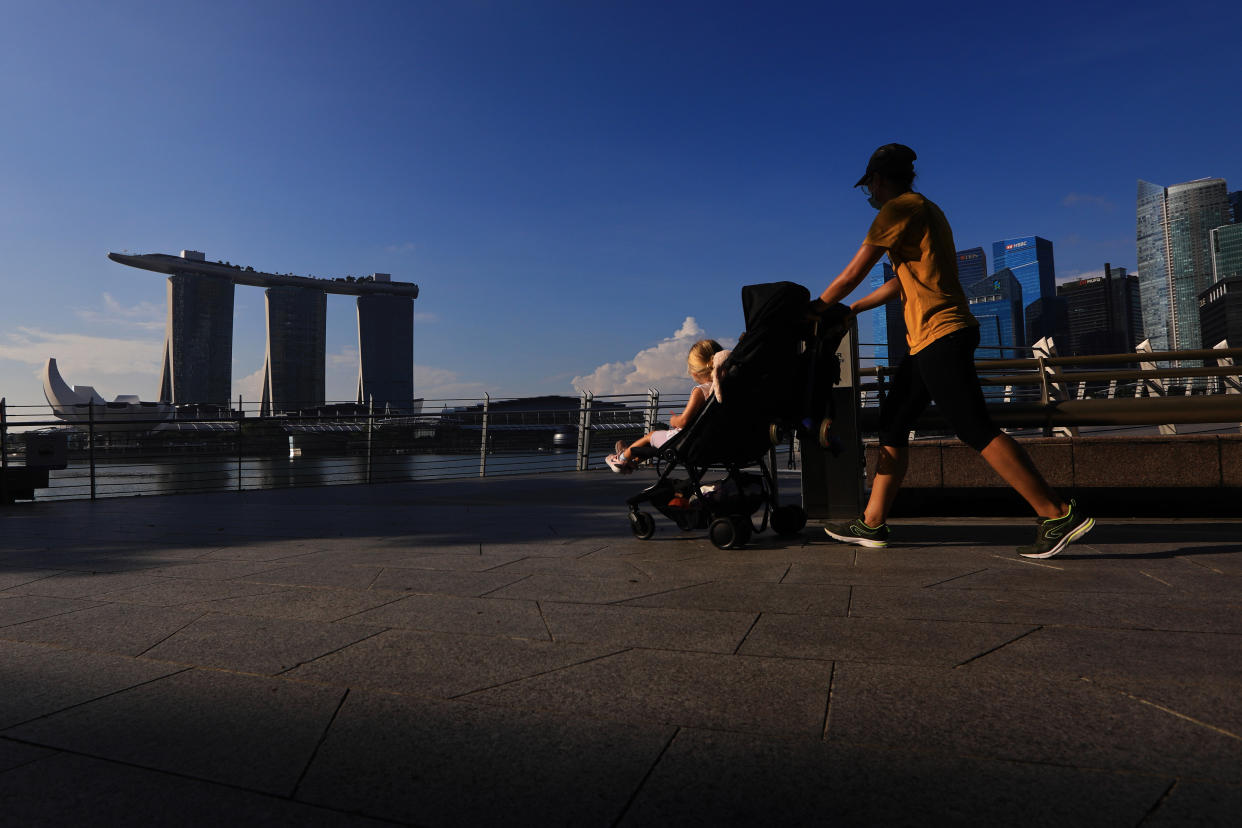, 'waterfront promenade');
1,471,1240,826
